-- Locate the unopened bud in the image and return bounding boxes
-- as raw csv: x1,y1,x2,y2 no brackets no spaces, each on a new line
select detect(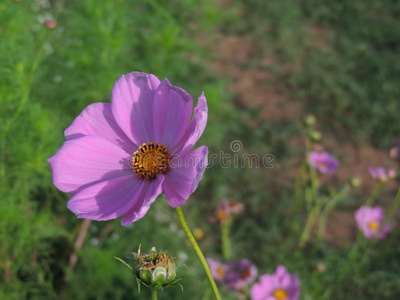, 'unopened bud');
139,268,152,284
134,247,177,287
350,177,362,188
303,115,316,127
308,130,322,142
167,258,176,281
152,266,167,285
